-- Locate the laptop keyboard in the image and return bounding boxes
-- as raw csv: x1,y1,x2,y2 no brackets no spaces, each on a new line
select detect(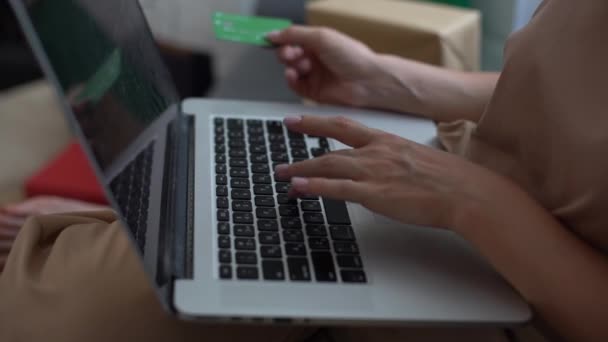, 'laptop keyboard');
110,142,155,252
214,117,367,284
